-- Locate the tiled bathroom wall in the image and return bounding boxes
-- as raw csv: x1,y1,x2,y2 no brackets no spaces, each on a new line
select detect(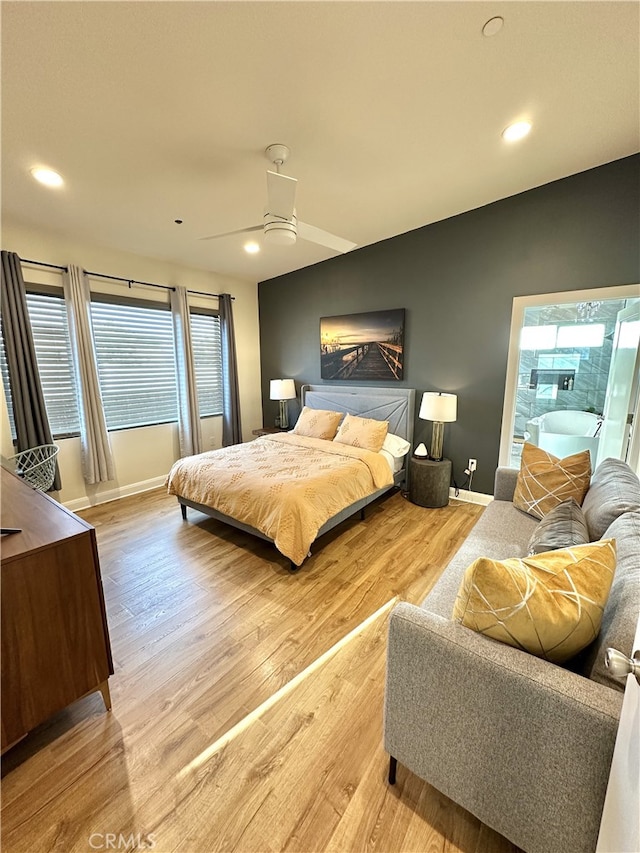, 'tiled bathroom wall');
514,299,627,438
